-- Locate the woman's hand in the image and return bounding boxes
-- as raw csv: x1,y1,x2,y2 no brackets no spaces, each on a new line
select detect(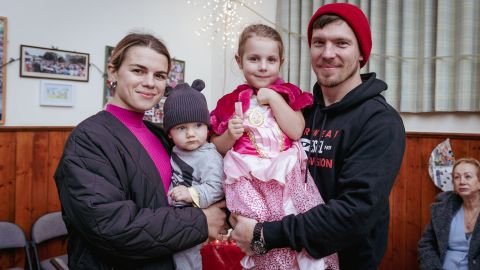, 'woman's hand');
202,200,229,240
